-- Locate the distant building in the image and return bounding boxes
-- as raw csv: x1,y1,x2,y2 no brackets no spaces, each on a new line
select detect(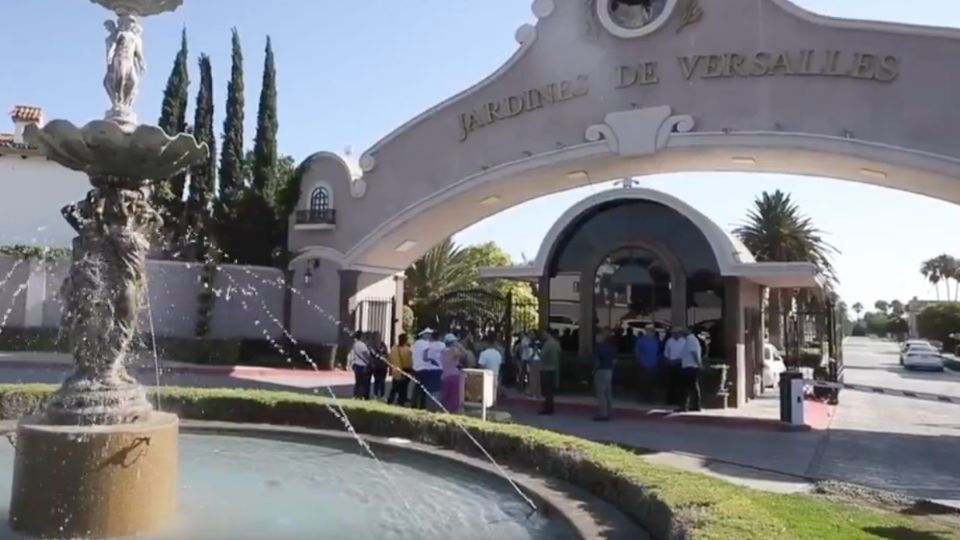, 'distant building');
907,298,943,338
0,106,88,247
